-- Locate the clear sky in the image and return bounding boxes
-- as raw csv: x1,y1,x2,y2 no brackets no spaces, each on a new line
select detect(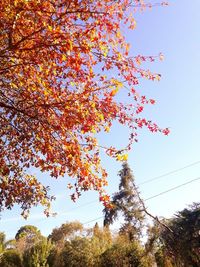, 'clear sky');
1,0,200,240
